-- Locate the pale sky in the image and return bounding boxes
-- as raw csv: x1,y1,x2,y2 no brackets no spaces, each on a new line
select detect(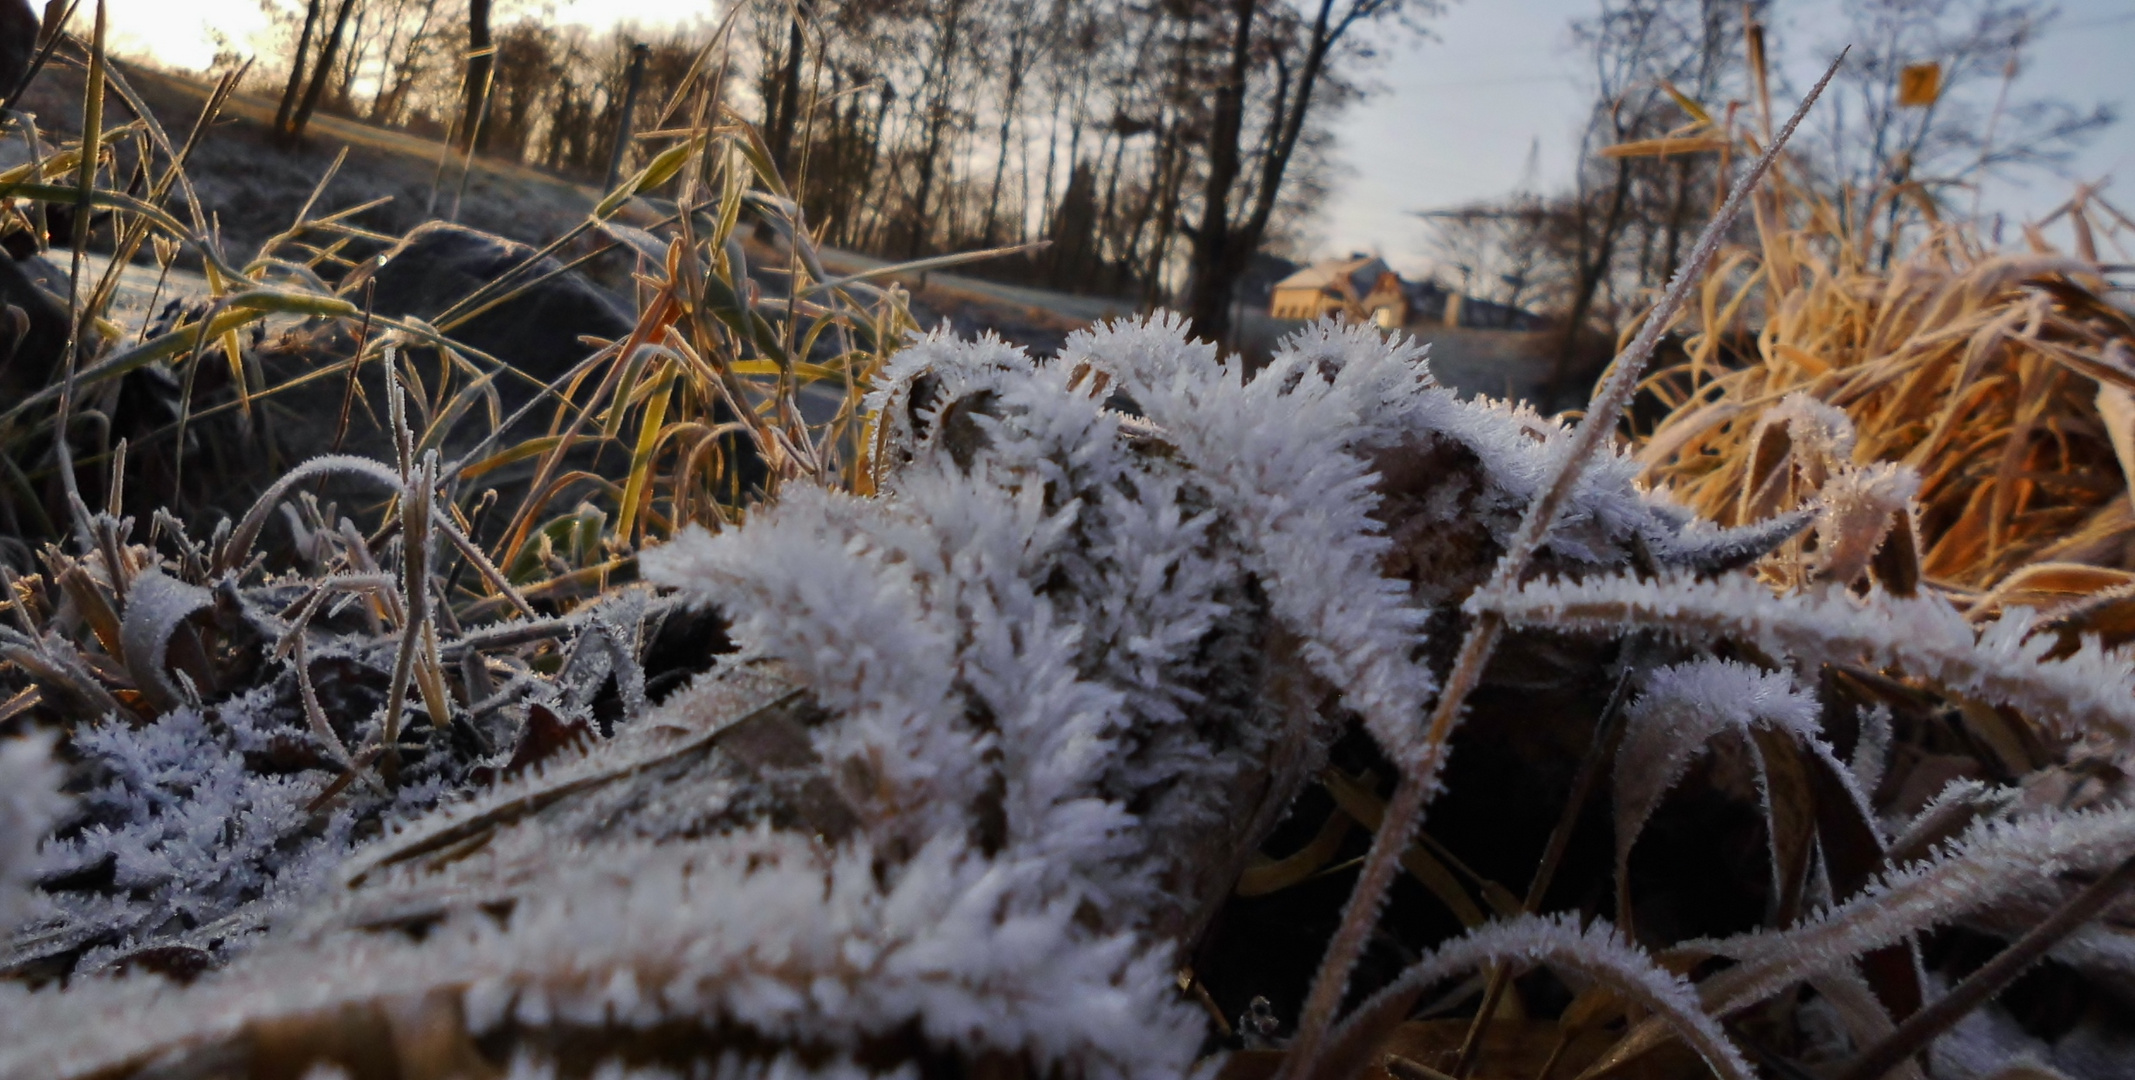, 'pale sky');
92,0,2135,279
1327,0,2135,277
